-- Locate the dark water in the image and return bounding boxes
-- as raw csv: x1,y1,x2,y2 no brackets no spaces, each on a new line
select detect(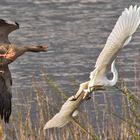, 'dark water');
0,0,140,108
